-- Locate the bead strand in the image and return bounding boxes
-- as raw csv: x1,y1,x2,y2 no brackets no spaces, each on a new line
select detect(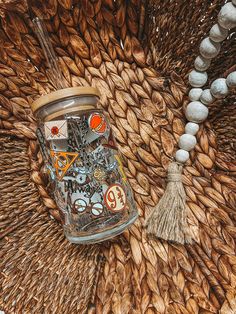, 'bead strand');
175,1,236,164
